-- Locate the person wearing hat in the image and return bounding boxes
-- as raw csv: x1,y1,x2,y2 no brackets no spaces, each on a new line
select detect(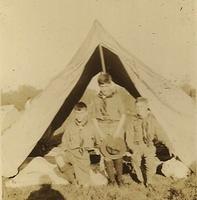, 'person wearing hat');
125,97,174,187
55,102,96,186
91,73,126,185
